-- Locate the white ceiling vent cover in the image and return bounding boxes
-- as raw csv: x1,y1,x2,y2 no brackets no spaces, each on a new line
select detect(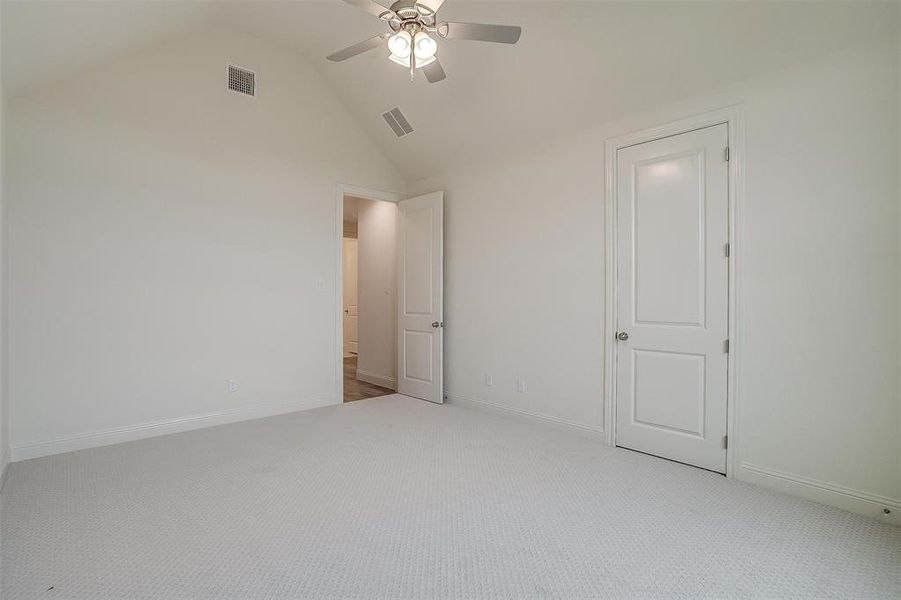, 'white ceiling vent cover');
227,64,255,97
382,107,414,137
